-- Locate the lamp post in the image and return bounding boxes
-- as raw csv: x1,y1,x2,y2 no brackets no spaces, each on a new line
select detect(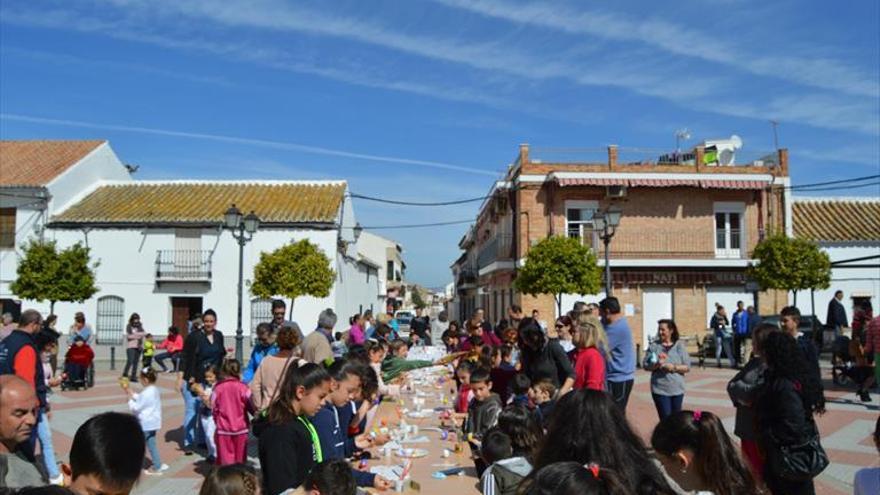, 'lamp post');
224,204,260,362
592,206,622,296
